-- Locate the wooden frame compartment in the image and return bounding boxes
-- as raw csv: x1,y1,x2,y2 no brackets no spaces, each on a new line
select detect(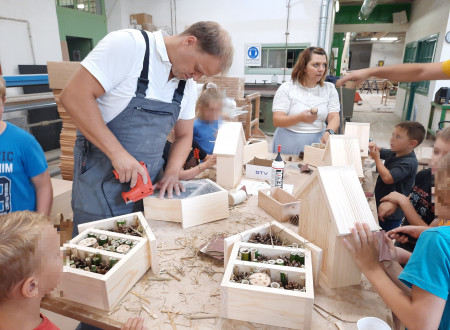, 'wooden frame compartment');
258,187,300,222
224,221,322,286
57,212,158,311
143,179,229,229
221,241,314,329
303,145,326,167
